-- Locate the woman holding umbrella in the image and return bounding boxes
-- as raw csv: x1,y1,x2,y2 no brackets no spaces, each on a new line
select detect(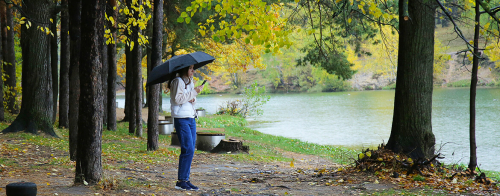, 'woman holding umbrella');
168,64,204,191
